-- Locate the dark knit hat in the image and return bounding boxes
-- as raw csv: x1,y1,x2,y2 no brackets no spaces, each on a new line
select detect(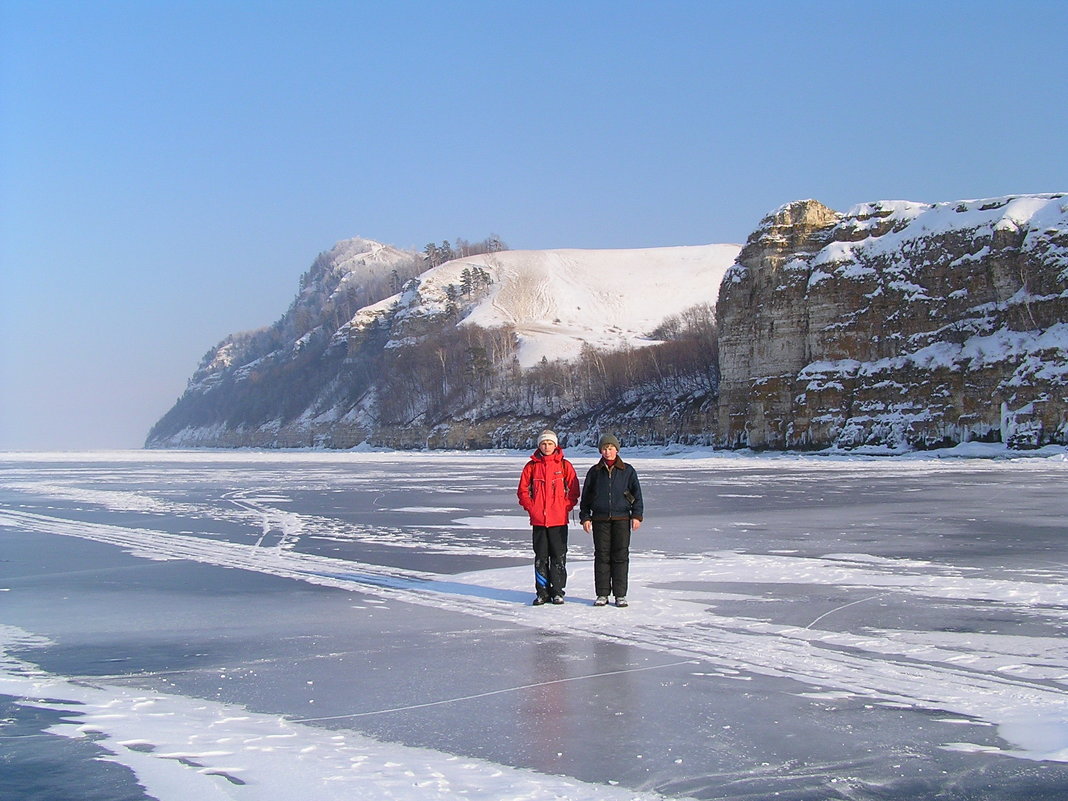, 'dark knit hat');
597,433,621,450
